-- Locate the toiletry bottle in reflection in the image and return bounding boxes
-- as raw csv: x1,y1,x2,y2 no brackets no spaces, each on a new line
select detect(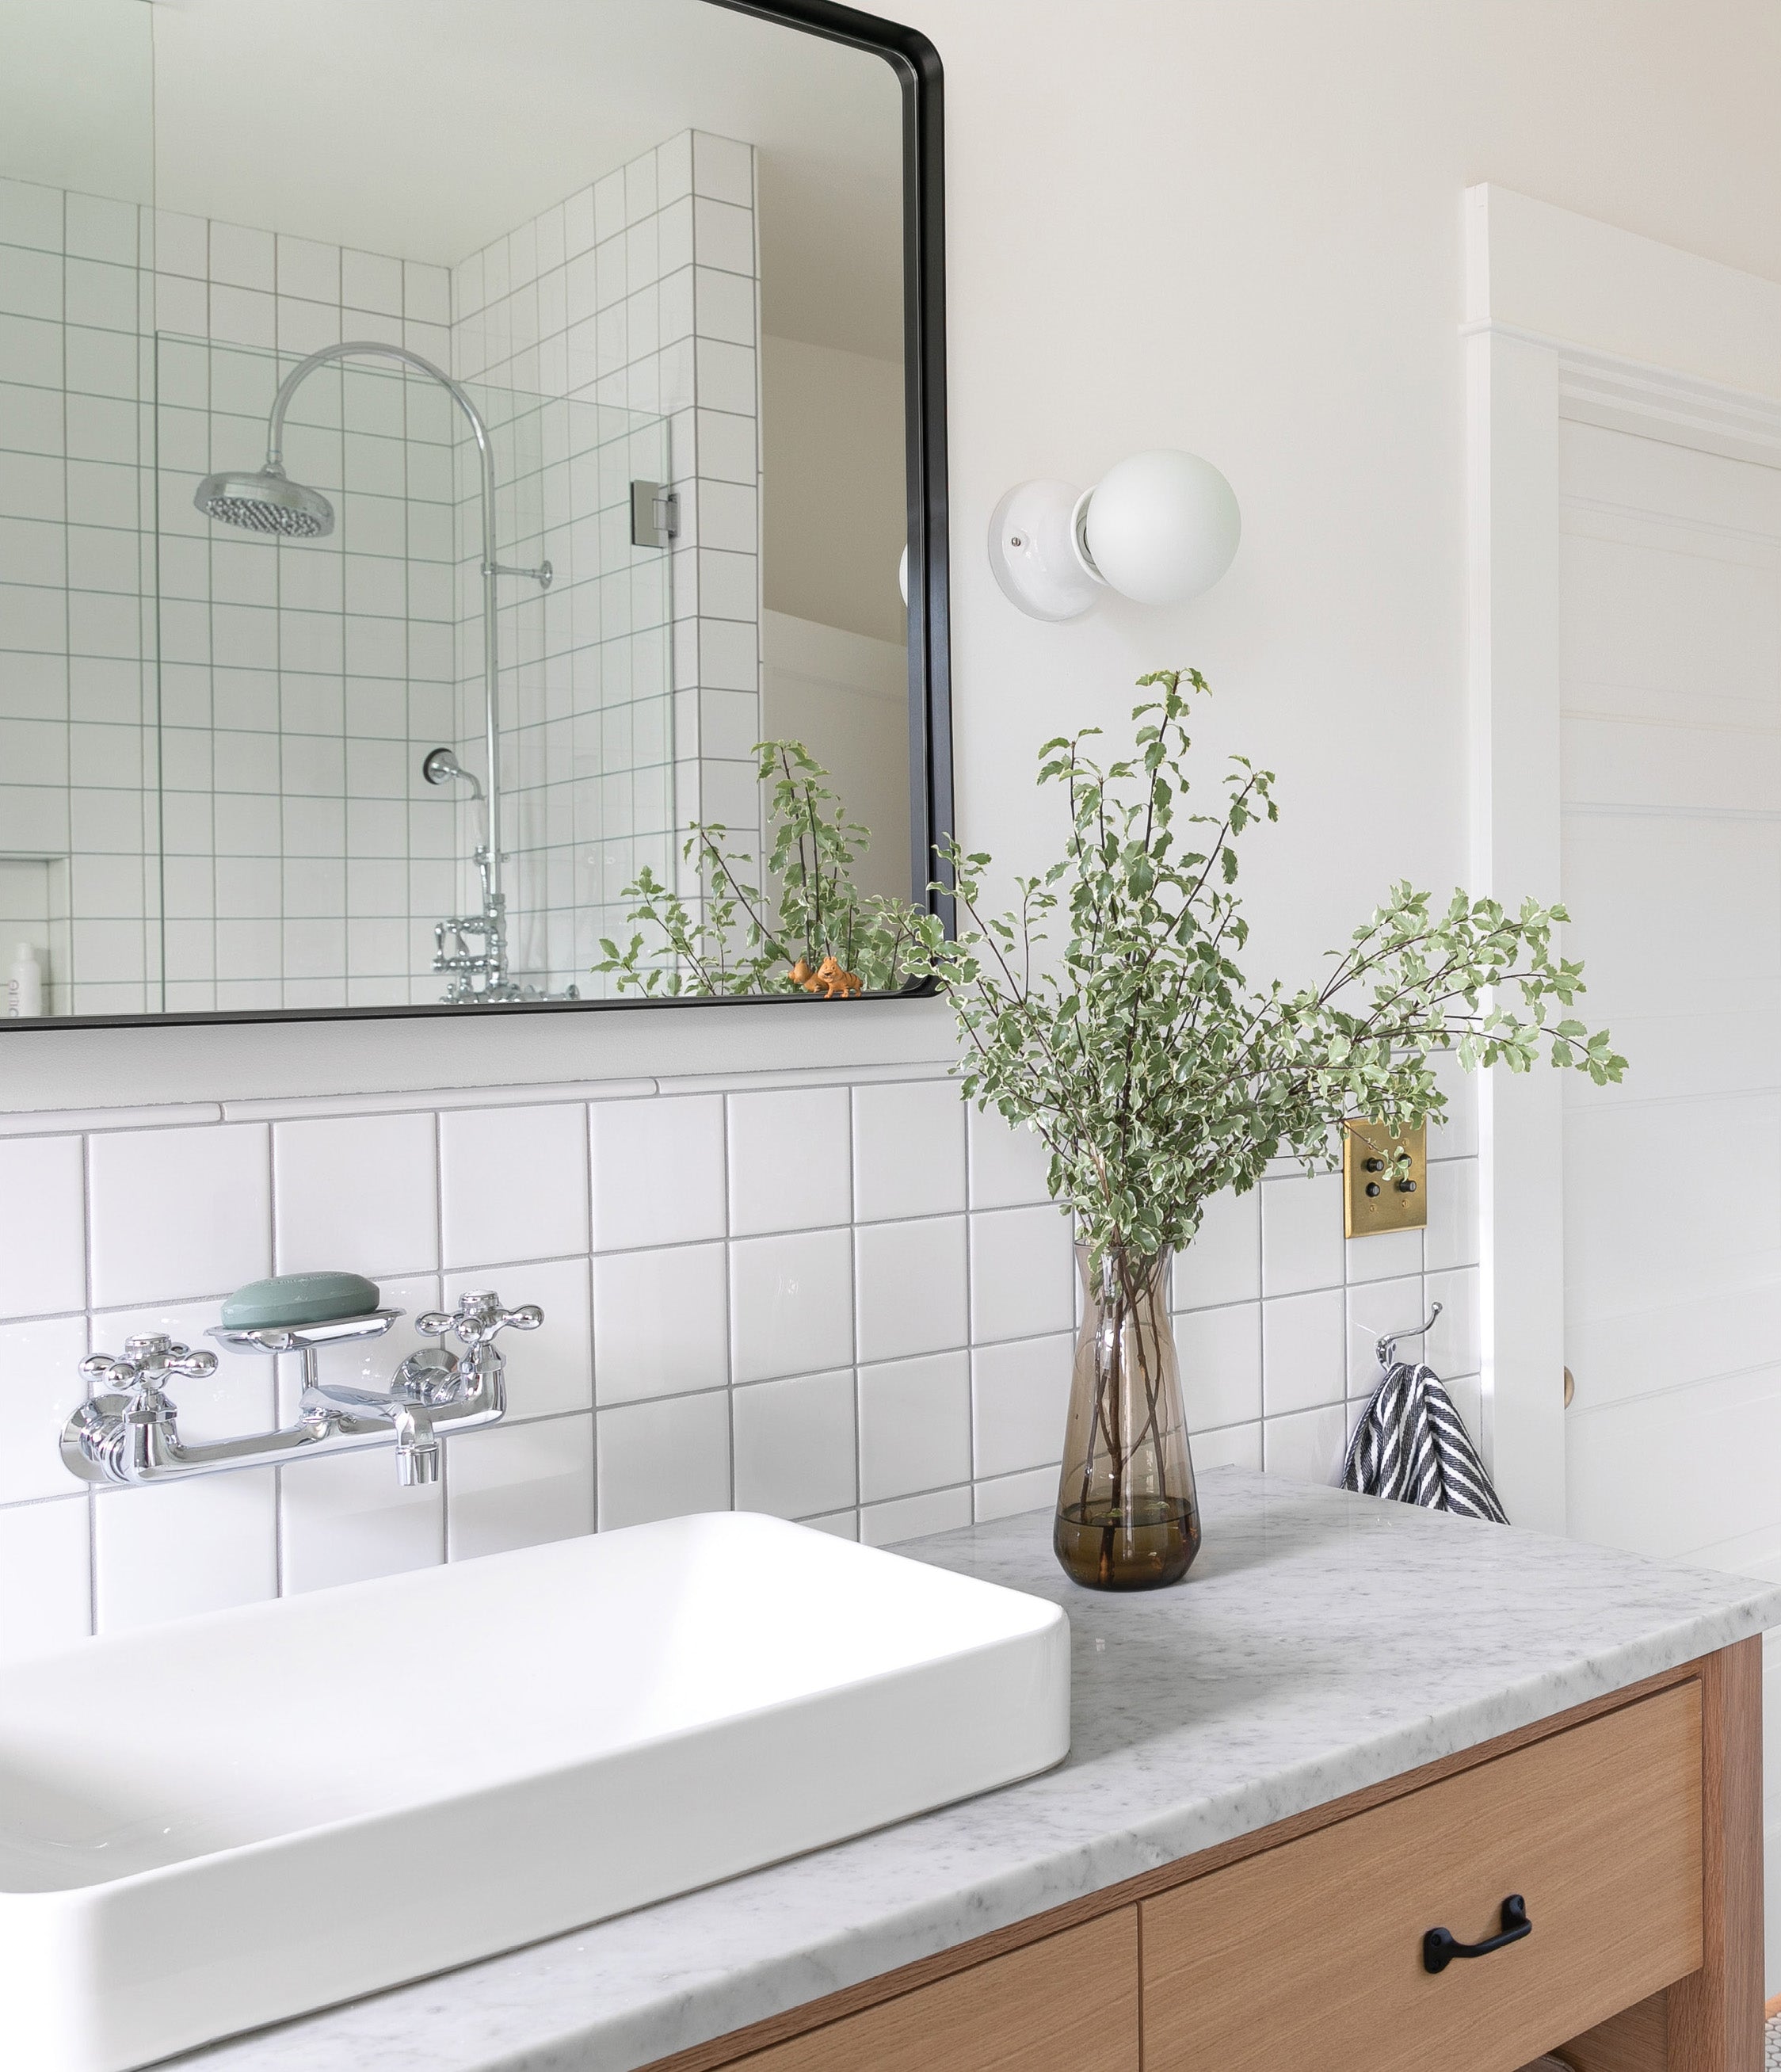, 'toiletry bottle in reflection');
7,942,42,1017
